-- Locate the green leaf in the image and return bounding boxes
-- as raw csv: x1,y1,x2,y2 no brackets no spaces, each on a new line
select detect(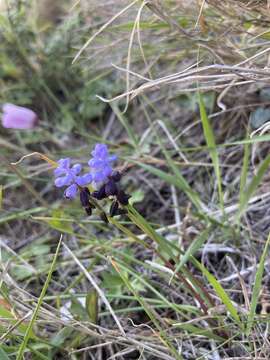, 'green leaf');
199,93,223,209
11,265,35,281
70,297,87,320
50,327,74,347
29,245,50,257
102,272,125,296
246,232,270,334
86,290,98,324
102,272,125,288
47,210,73,234
0,14,10,29
129,189,144,205
0,347,9,360
0,301,34,338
